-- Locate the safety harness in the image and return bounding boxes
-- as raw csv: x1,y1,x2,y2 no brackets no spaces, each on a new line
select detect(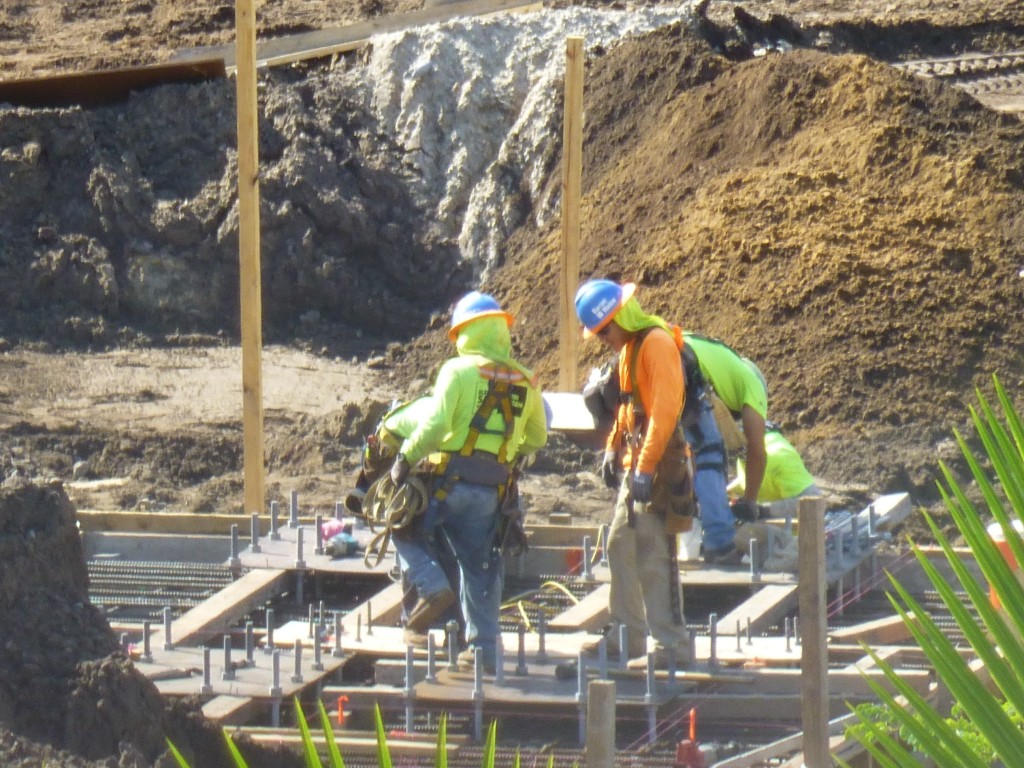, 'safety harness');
361,362,532,568
431,362,523,501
